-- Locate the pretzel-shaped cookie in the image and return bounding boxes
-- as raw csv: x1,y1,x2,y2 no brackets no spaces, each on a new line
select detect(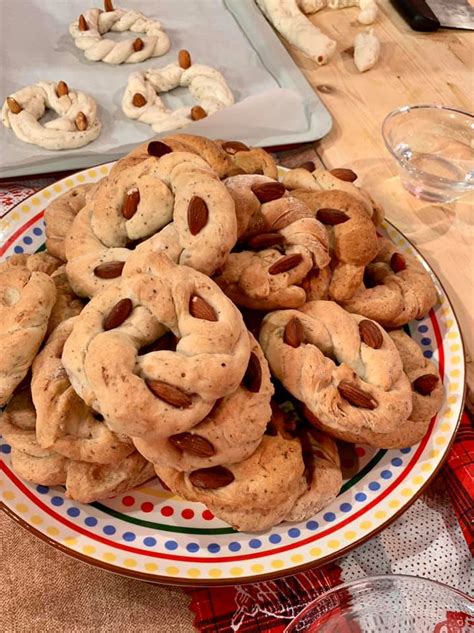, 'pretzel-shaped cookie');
45,183,99,261
69,3,170,65
123,54,233,133
156,403,342,531
65,150,237,297
214,175,330,309
341,238,438,327
0,385,154,502
62,253,251,439
32,318,134,464
260,300,415,448
2,81,101,150
133,333,274,471
289,189,379,301
282,166,384,225
0,254,58,406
